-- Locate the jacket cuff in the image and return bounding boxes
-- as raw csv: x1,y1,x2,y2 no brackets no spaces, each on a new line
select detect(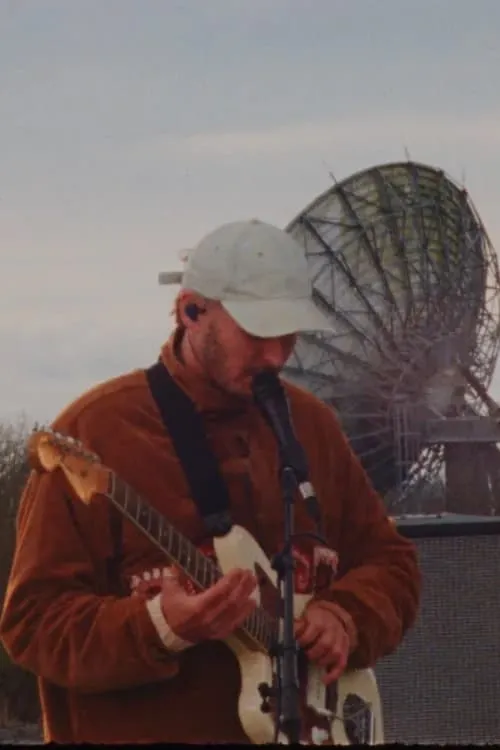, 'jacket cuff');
145,594,193,652
307,598,359,654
